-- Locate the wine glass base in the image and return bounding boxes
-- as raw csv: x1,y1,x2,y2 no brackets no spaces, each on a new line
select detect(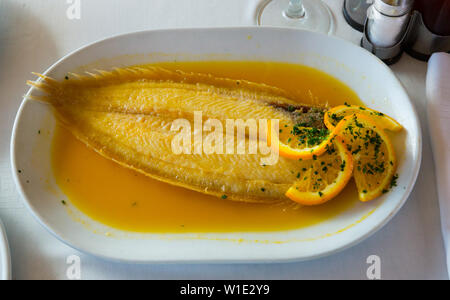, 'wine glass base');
257,0,335,35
